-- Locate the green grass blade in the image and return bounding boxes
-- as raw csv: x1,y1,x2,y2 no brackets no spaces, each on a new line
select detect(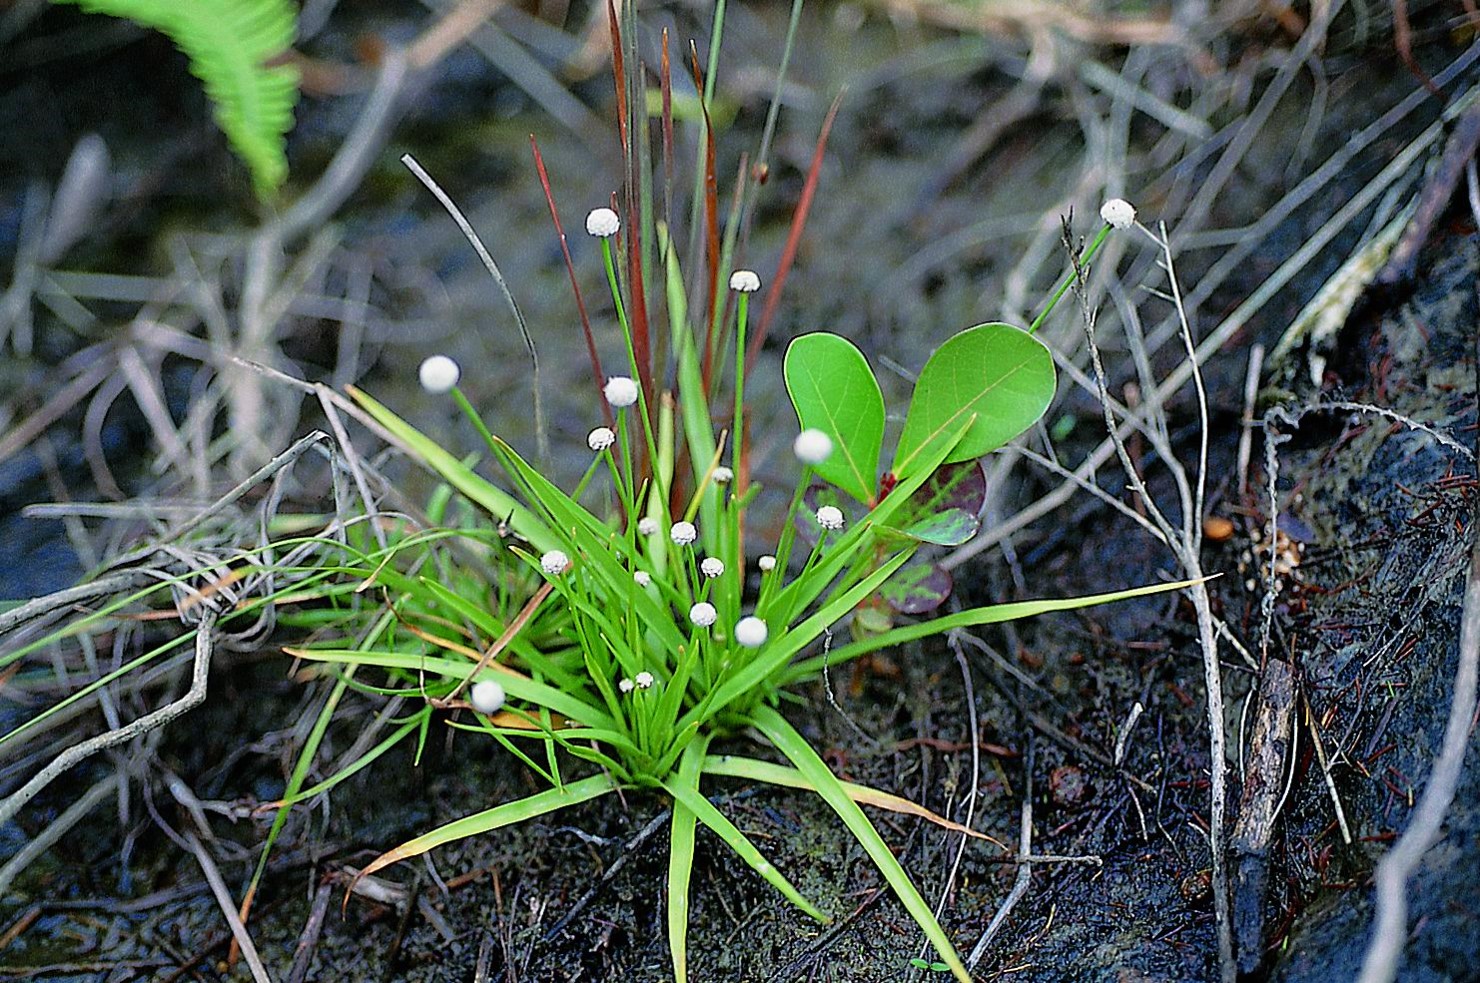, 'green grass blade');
661,760,828,923
681,549,912,732
267,707,424,809
353,773,618,884
781,576,1210,685
751,706,969,983
667,738,705,983
702,755,997,843
345,385,559,553
491,437,689,655
284,648,611,730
